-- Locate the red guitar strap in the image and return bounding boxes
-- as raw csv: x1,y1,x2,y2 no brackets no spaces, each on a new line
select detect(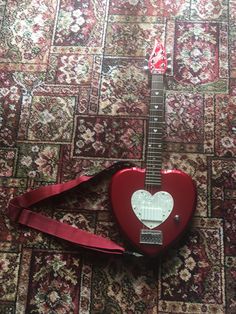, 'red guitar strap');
7,162,139,256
